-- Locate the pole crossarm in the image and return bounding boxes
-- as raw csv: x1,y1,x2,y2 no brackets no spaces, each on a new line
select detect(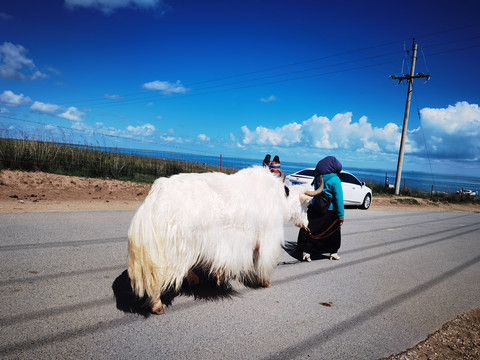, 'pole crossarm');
390,72,430,84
